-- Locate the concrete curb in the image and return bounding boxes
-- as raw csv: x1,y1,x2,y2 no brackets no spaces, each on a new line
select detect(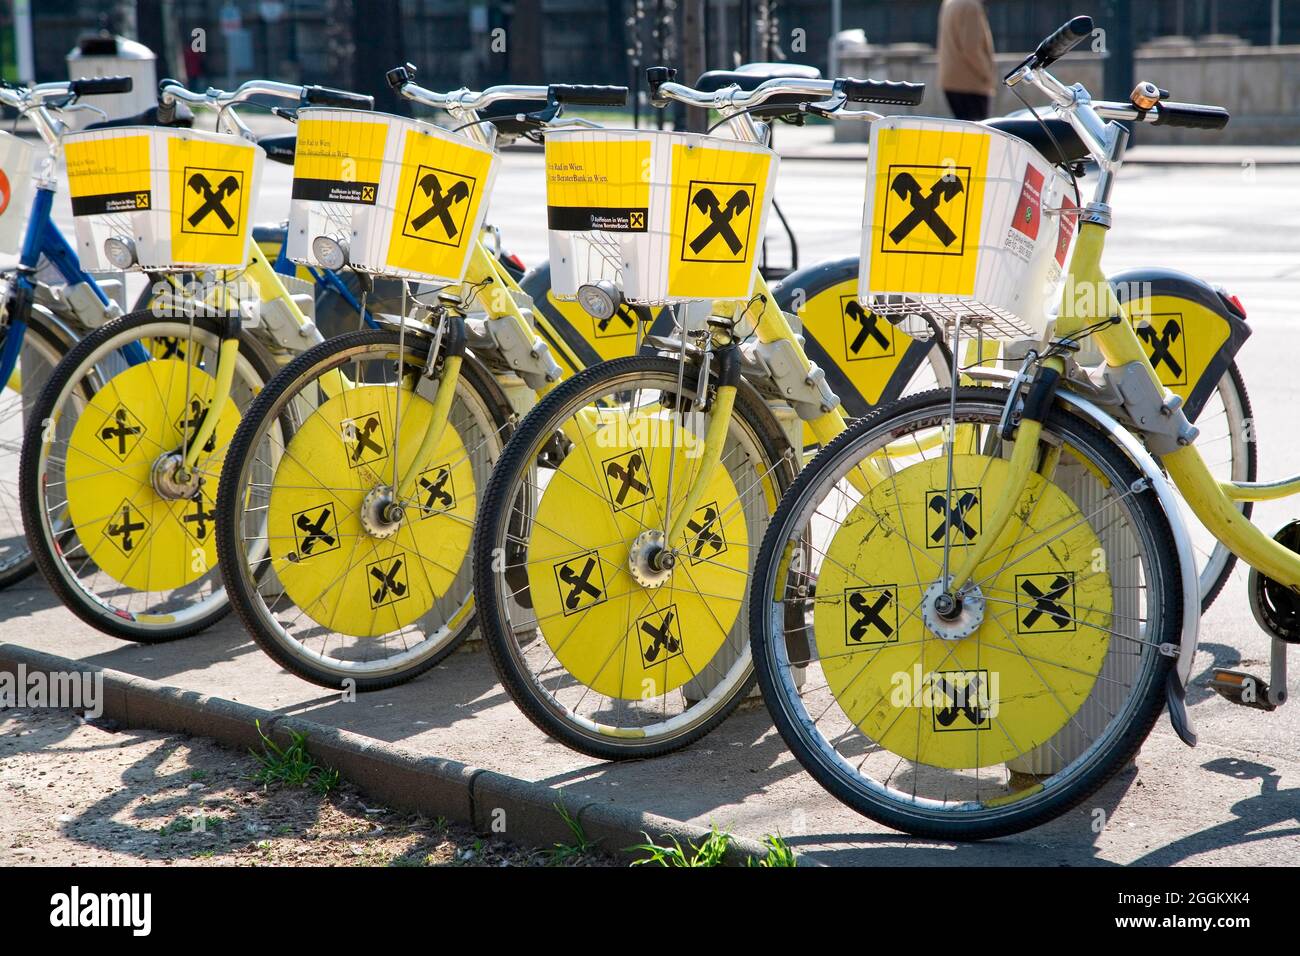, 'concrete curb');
0,642,783,867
